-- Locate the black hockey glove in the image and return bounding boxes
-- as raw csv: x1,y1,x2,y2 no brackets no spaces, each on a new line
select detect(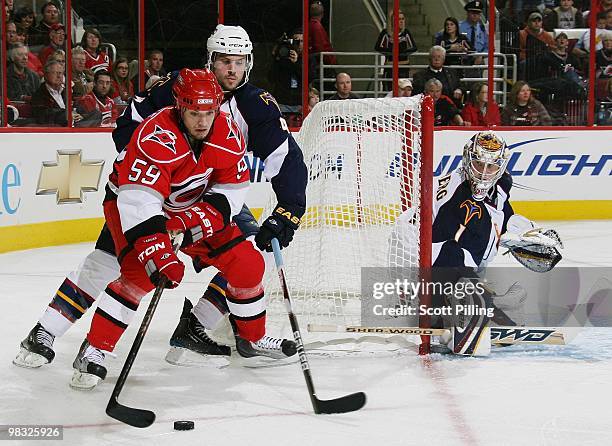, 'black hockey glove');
255,204,303,252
